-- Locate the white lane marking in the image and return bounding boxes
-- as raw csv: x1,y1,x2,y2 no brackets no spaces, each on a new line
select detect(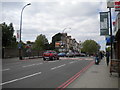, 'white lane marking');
69,61,75,64
22,64,35,68
60,57,83,60
51,64,66,70
69,61,79,64
22,63,43,68
35,63,43,65
0,68,10,72
0,72,42,85
48,61,58,63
